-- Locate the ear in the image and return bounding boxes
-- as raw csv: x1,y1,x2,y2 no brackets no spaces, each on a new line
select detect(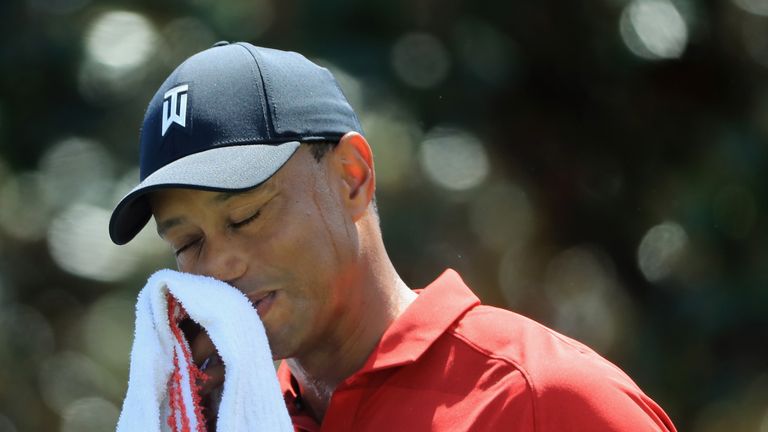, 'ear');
331,131,375,222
